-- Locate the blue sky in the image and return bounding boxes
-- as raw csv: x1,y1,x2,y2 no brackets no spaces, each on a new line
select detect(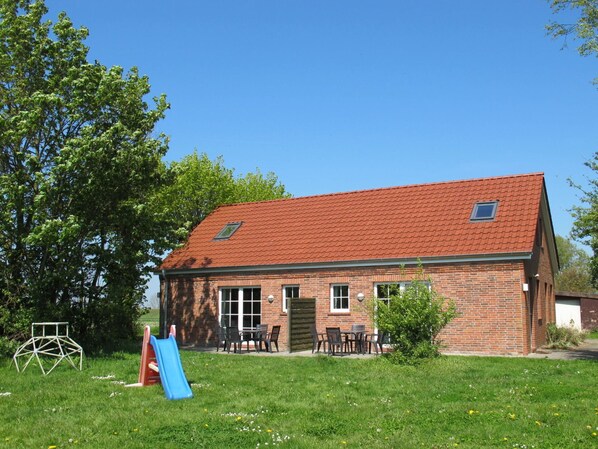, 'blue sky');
45,1,596,243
